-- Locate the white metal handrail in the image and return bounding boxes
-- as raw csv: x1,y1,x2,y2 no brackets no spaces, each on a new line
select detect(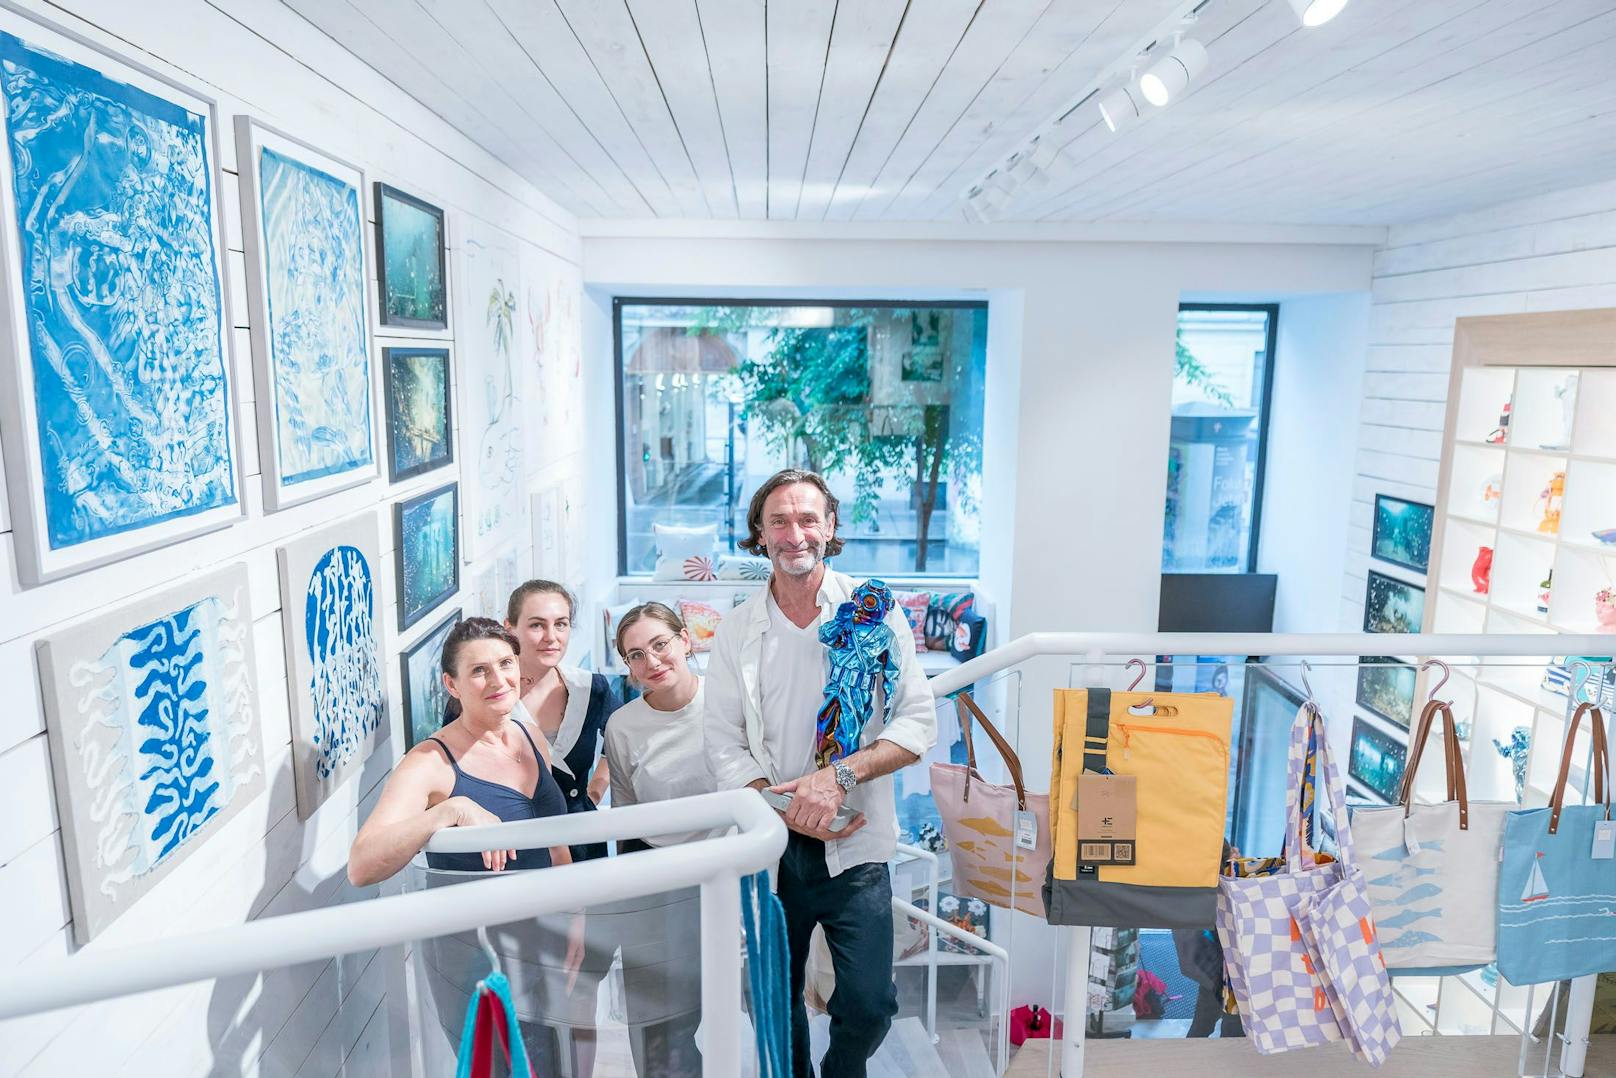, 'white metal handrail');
894,841,942,1040
893,894,1012,1075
